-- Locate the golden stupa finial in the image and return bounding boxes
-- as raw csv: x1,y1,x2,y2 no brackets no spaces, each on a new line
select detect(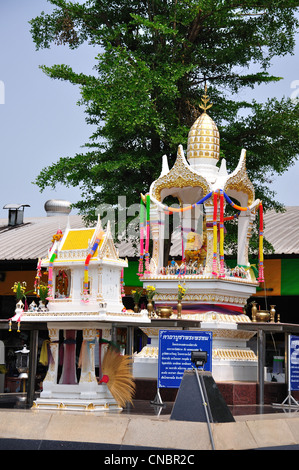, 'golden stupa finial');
199,83,213,113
